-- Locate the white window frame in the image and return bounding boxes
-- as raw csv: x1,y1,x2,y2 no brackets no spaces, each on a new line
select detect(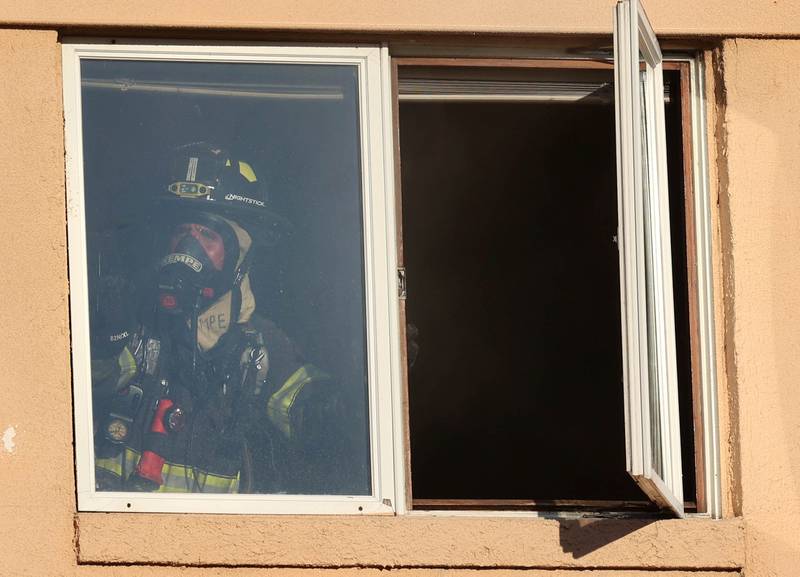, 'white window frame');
614,0,685,516
392,50,715,519
63,42,401,515
64,36,721,520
